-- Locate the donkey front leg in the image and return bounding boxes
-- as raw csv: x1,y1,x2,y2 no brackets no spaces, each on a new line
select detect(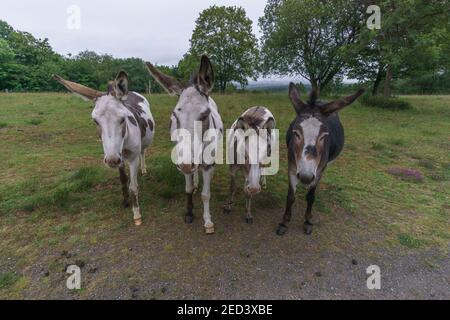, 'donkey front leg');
303,187,317,235
140,150,147,175
119,165,130,208
223,165,239,215
184,173,195,224
202,167,215,235
129,157,142,226
184,174,195,224
277,173,298,236
245,194,253,224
